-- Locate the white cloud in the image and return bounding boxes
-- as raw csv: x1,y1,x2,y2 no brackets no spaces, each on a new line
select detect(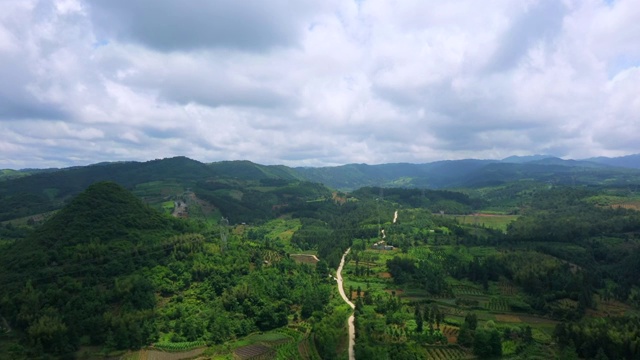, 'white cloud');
0,0,639,169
